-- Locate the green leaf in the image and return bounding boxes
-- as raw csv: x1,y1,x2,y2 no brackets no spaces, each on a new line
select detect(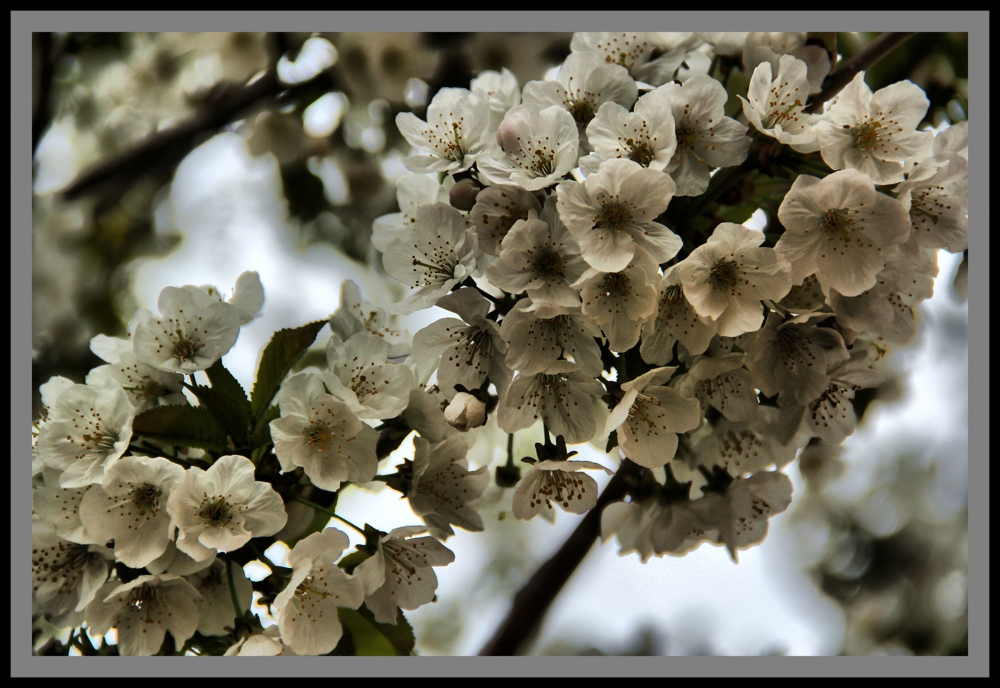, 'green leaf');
250,320,328,432
132,405,229,451
248,405,281,450
337,607,415,656
205,360,251,417
186,385,250,447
